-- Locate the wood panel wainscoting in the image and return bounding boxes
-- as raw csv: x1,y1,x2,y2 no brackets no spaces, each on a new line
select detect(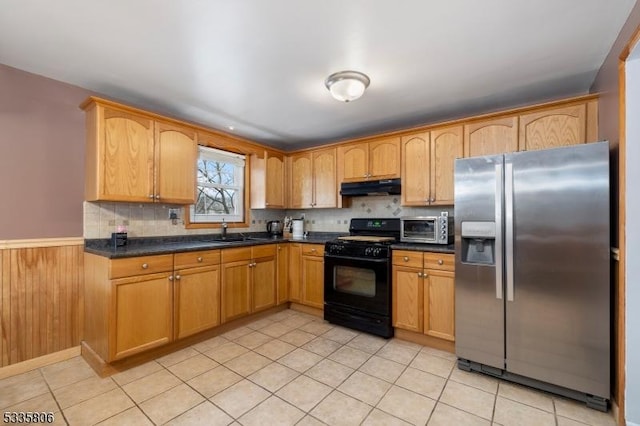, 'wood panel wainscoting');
0,238,84,372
